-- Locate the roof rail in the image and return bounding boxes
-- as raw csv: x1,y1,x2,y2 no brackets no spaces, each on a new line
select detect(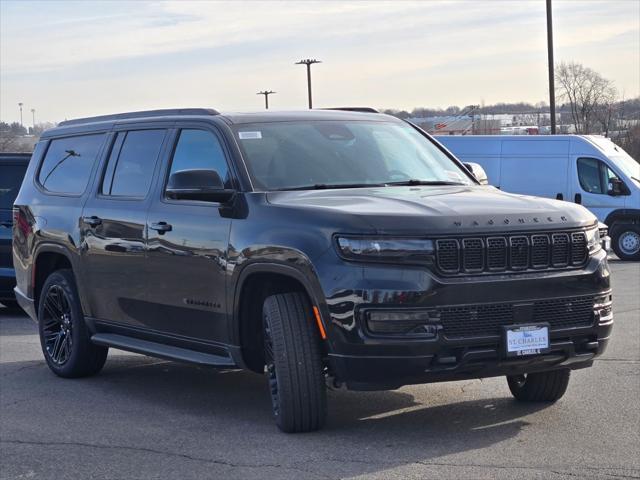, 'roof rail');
322,107,380,113
58,108,220,127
